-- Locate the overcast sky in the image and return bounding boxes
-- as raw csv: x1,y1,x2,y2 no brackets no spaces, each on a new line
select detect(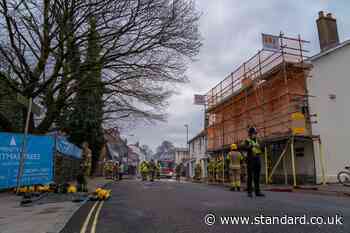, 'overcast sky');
123,0,350,151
